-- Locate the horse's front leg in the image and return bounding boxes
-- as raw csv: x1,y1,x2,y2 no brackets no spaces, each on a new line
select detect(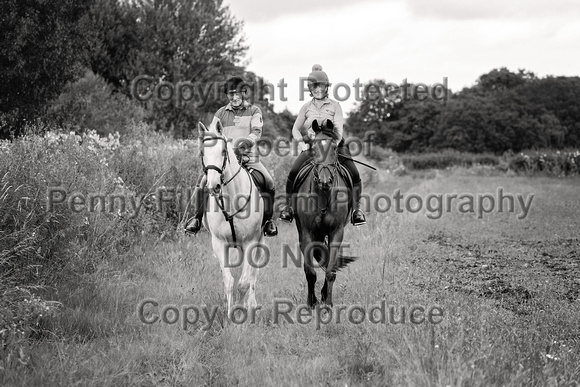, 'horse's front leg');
300,231,318,308
238,237,264,310
212,236,235,315
321,228,344,307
